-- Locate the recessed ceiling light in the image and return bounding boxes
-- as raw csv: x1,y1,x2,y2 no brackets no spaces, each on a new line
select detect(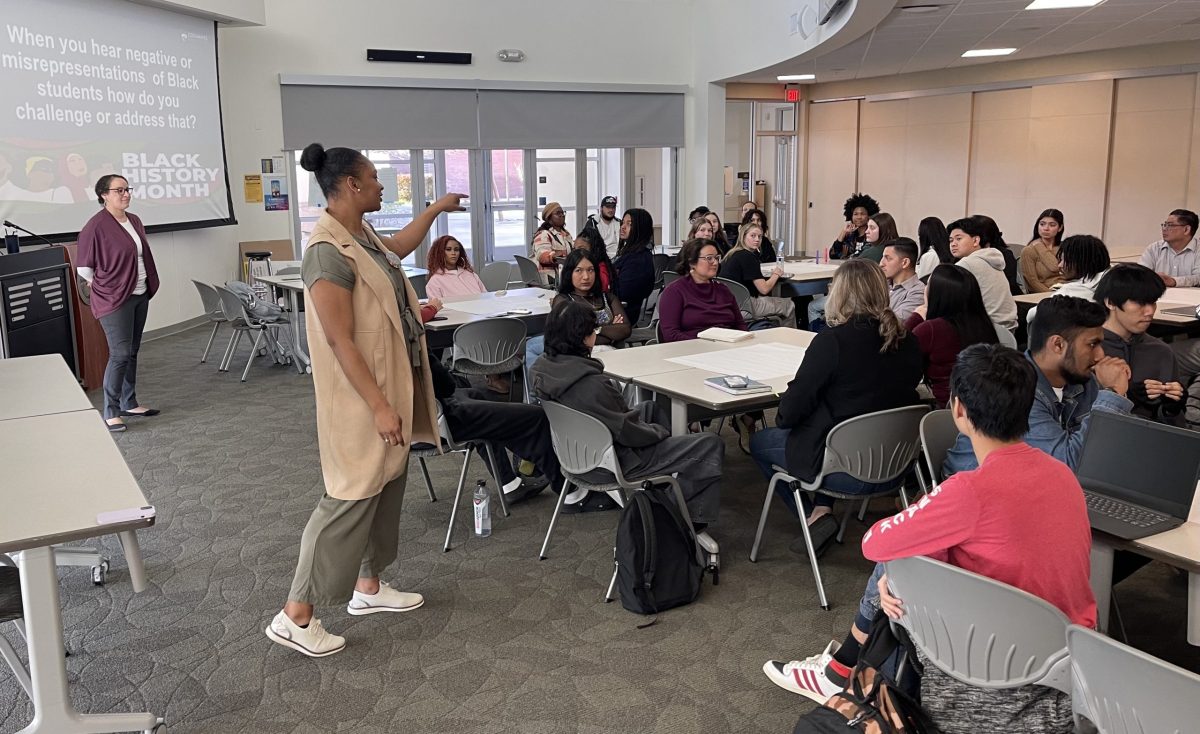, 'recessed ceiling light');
962,48,1017,57
777,74,816,81
1025,0,1105,9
